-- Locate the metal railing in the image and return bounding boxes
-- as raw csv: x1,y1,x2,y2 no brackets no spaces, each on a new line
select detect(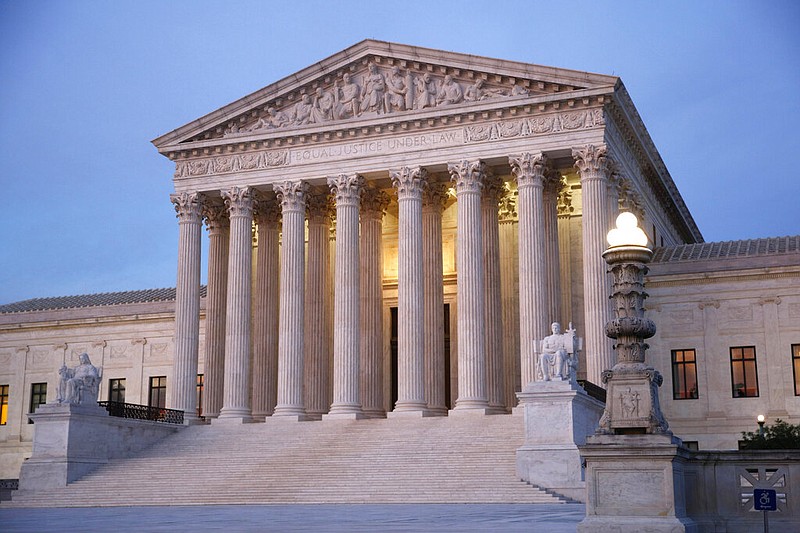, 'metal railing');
98,401,184,425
